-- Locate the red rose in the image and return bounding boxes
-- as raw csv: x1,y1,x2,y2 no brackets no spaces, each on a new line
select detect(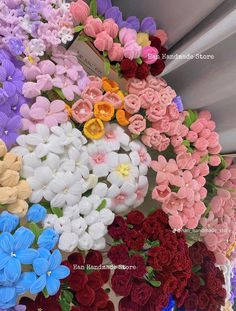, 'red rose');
127,210,145,226
189,247,203,266
131,281,153,306
85,250,103,266
120,58,138,79
159,230,178,251
150,59,165,76
198,290,210,309
119,296,140,311
100,269,110,283
69,270,88,291
76,285,95,306
71,307,81,311
176,289,189,308
206,273,222,294
87,271,104,291
187,273,201,292
107,244,130,265
184,293,199,311
94,288,109,309
68,252,85,266
124,230,145,250
149,287,169,309
149,209,169,226
147,246,172,269
128,254,146,278
111,271,132,296
150,36,161,50
162,275,178,295
99,301,115,311
108,216,128,240
135,63,150,80
174,272,189,299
